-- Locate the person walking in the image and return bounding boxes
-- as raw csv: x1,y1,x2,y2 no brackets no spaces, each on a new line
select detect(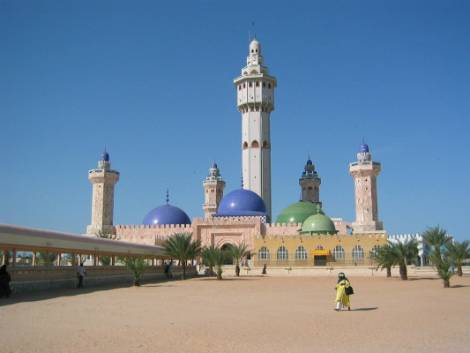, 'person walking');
0,264,12,298
77,263,86,288
335,272,352,311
